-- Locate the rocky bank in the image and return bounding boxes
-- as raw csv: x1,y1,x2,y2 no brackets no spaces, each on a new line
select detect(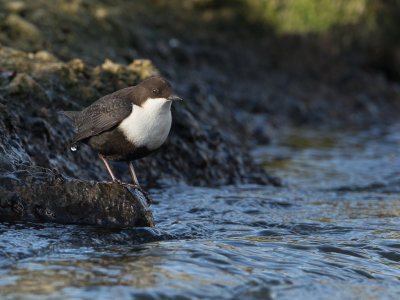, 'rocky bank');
0,14,275,226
